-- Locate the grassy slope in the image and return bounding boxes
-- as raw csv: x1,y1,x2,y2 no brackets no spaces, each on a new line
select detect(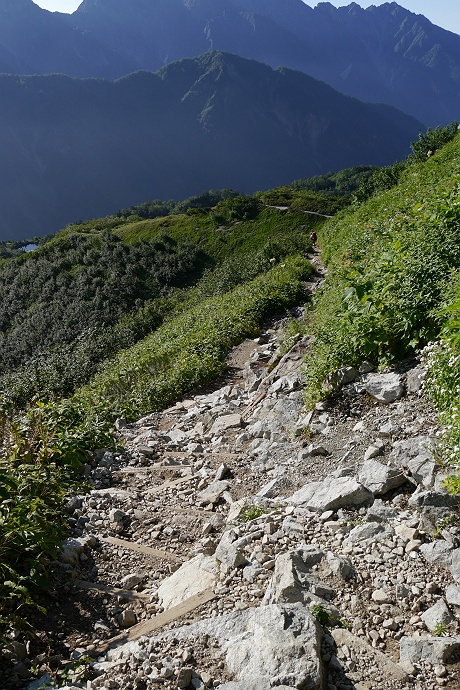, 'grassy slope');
1,136,459,640
303,134,460,404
